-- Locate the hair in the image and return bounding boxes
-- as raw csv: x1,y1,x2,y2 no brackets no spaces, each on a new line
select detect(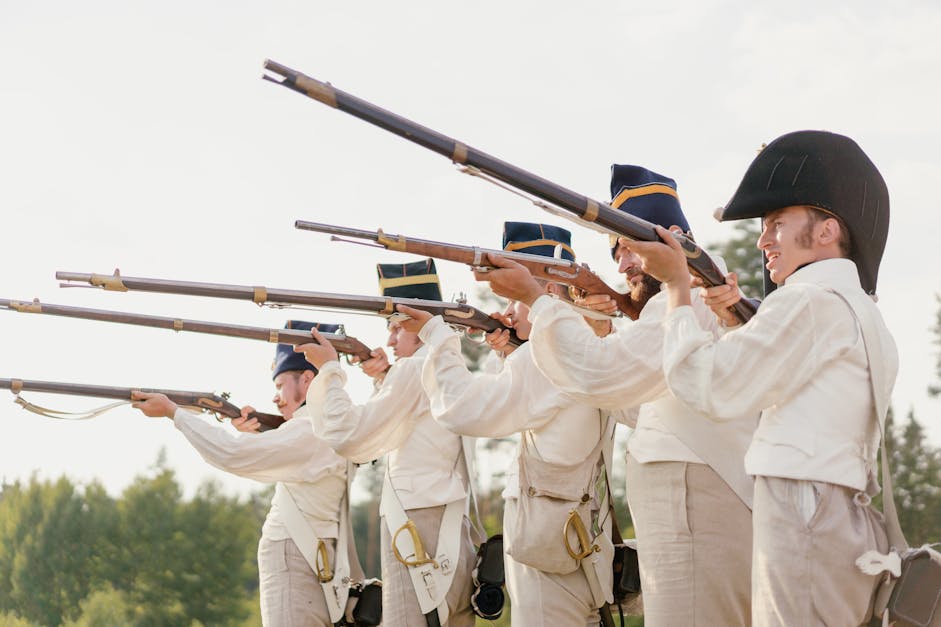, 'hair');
803,207,852,257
